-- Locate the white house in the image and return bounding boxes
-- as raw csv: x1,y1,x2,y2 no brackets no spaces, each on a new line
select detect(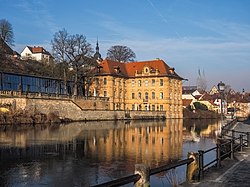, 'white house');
21,46,52,63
